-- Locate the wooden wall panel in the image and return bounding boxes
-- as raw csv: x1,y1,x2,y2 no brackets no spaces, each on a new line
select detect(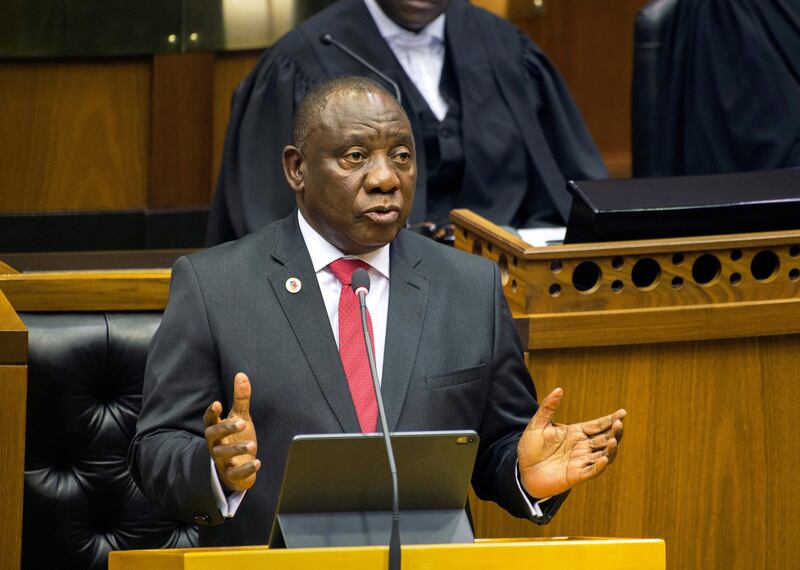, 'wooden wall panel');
212,51,261,191
149,53,214,208
0,60,150,212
